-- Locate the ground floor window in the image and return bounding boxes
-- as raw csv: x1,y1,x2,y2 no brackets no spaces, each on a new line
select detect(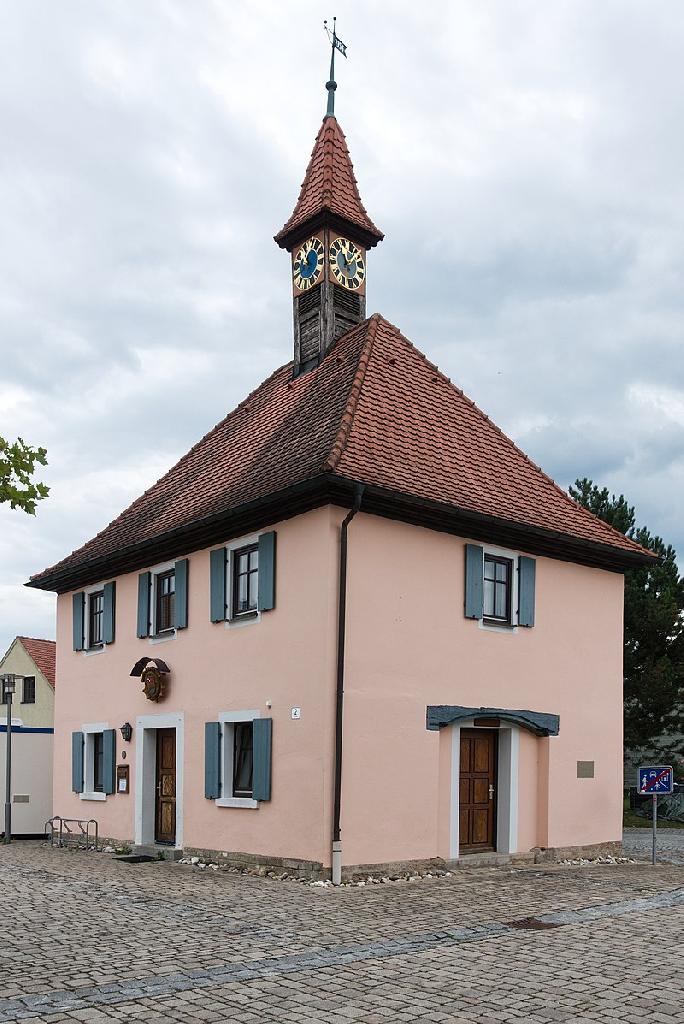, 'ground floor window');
232,722,253,797
92,732,104,793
